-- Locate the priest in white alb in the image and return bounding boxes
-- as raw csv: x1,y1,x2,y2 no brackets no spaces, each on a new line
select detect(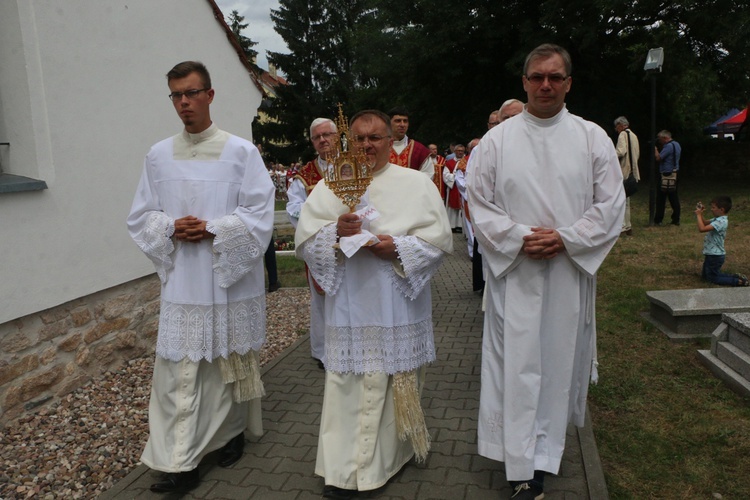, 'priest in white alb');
295,109,452,499
127,61,275,494
467,44,624,500
286,117,337,368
